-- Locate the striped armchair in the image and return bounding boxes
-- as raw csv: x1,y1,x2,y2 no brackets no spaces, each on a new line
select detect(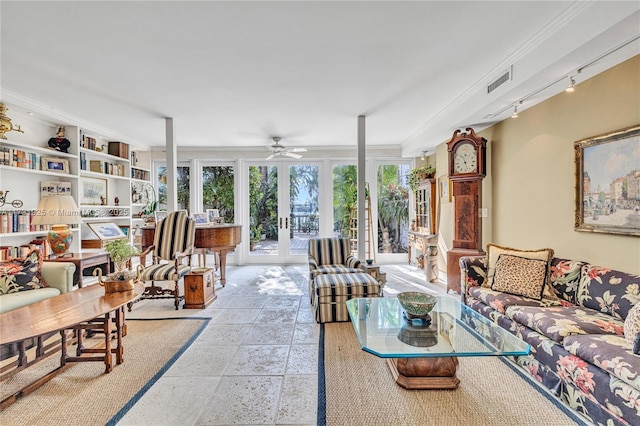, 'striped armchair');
138,211,196,310
308,237,363,302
